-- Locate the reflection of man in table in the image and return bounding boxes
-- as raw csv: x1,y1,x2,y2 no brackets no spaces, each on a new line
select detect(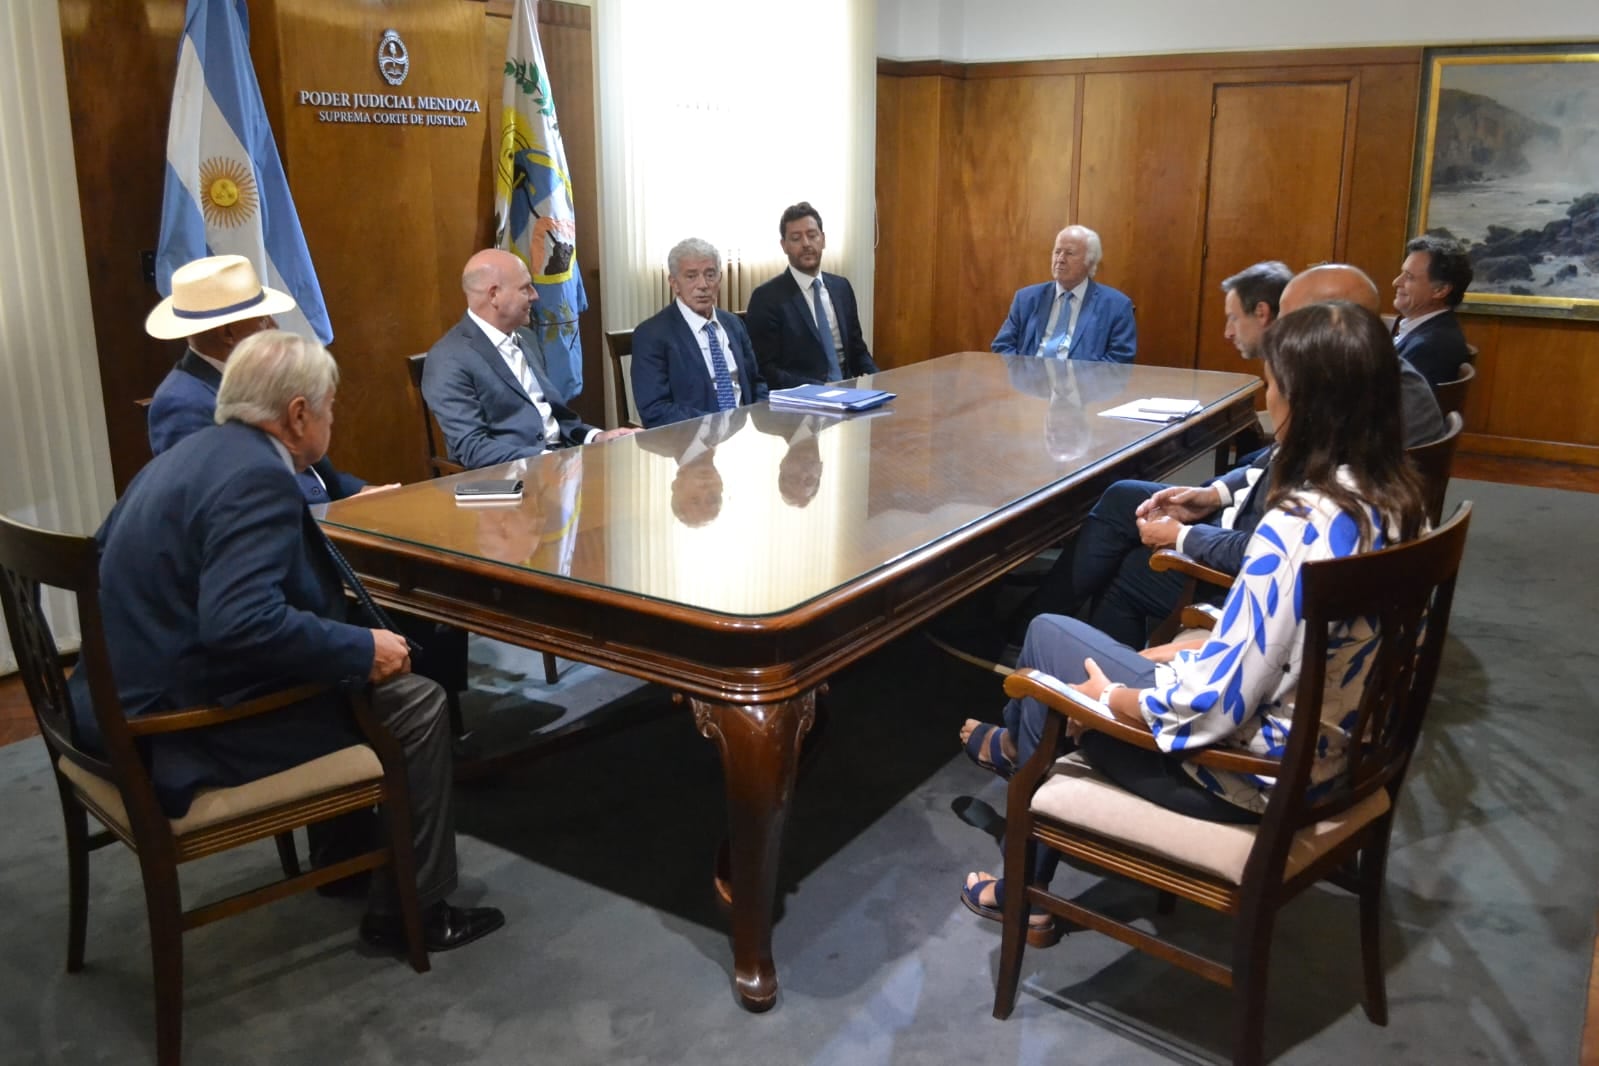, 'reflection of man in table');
1005,357,1131,463
752,408,825,508
638,411,748,527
